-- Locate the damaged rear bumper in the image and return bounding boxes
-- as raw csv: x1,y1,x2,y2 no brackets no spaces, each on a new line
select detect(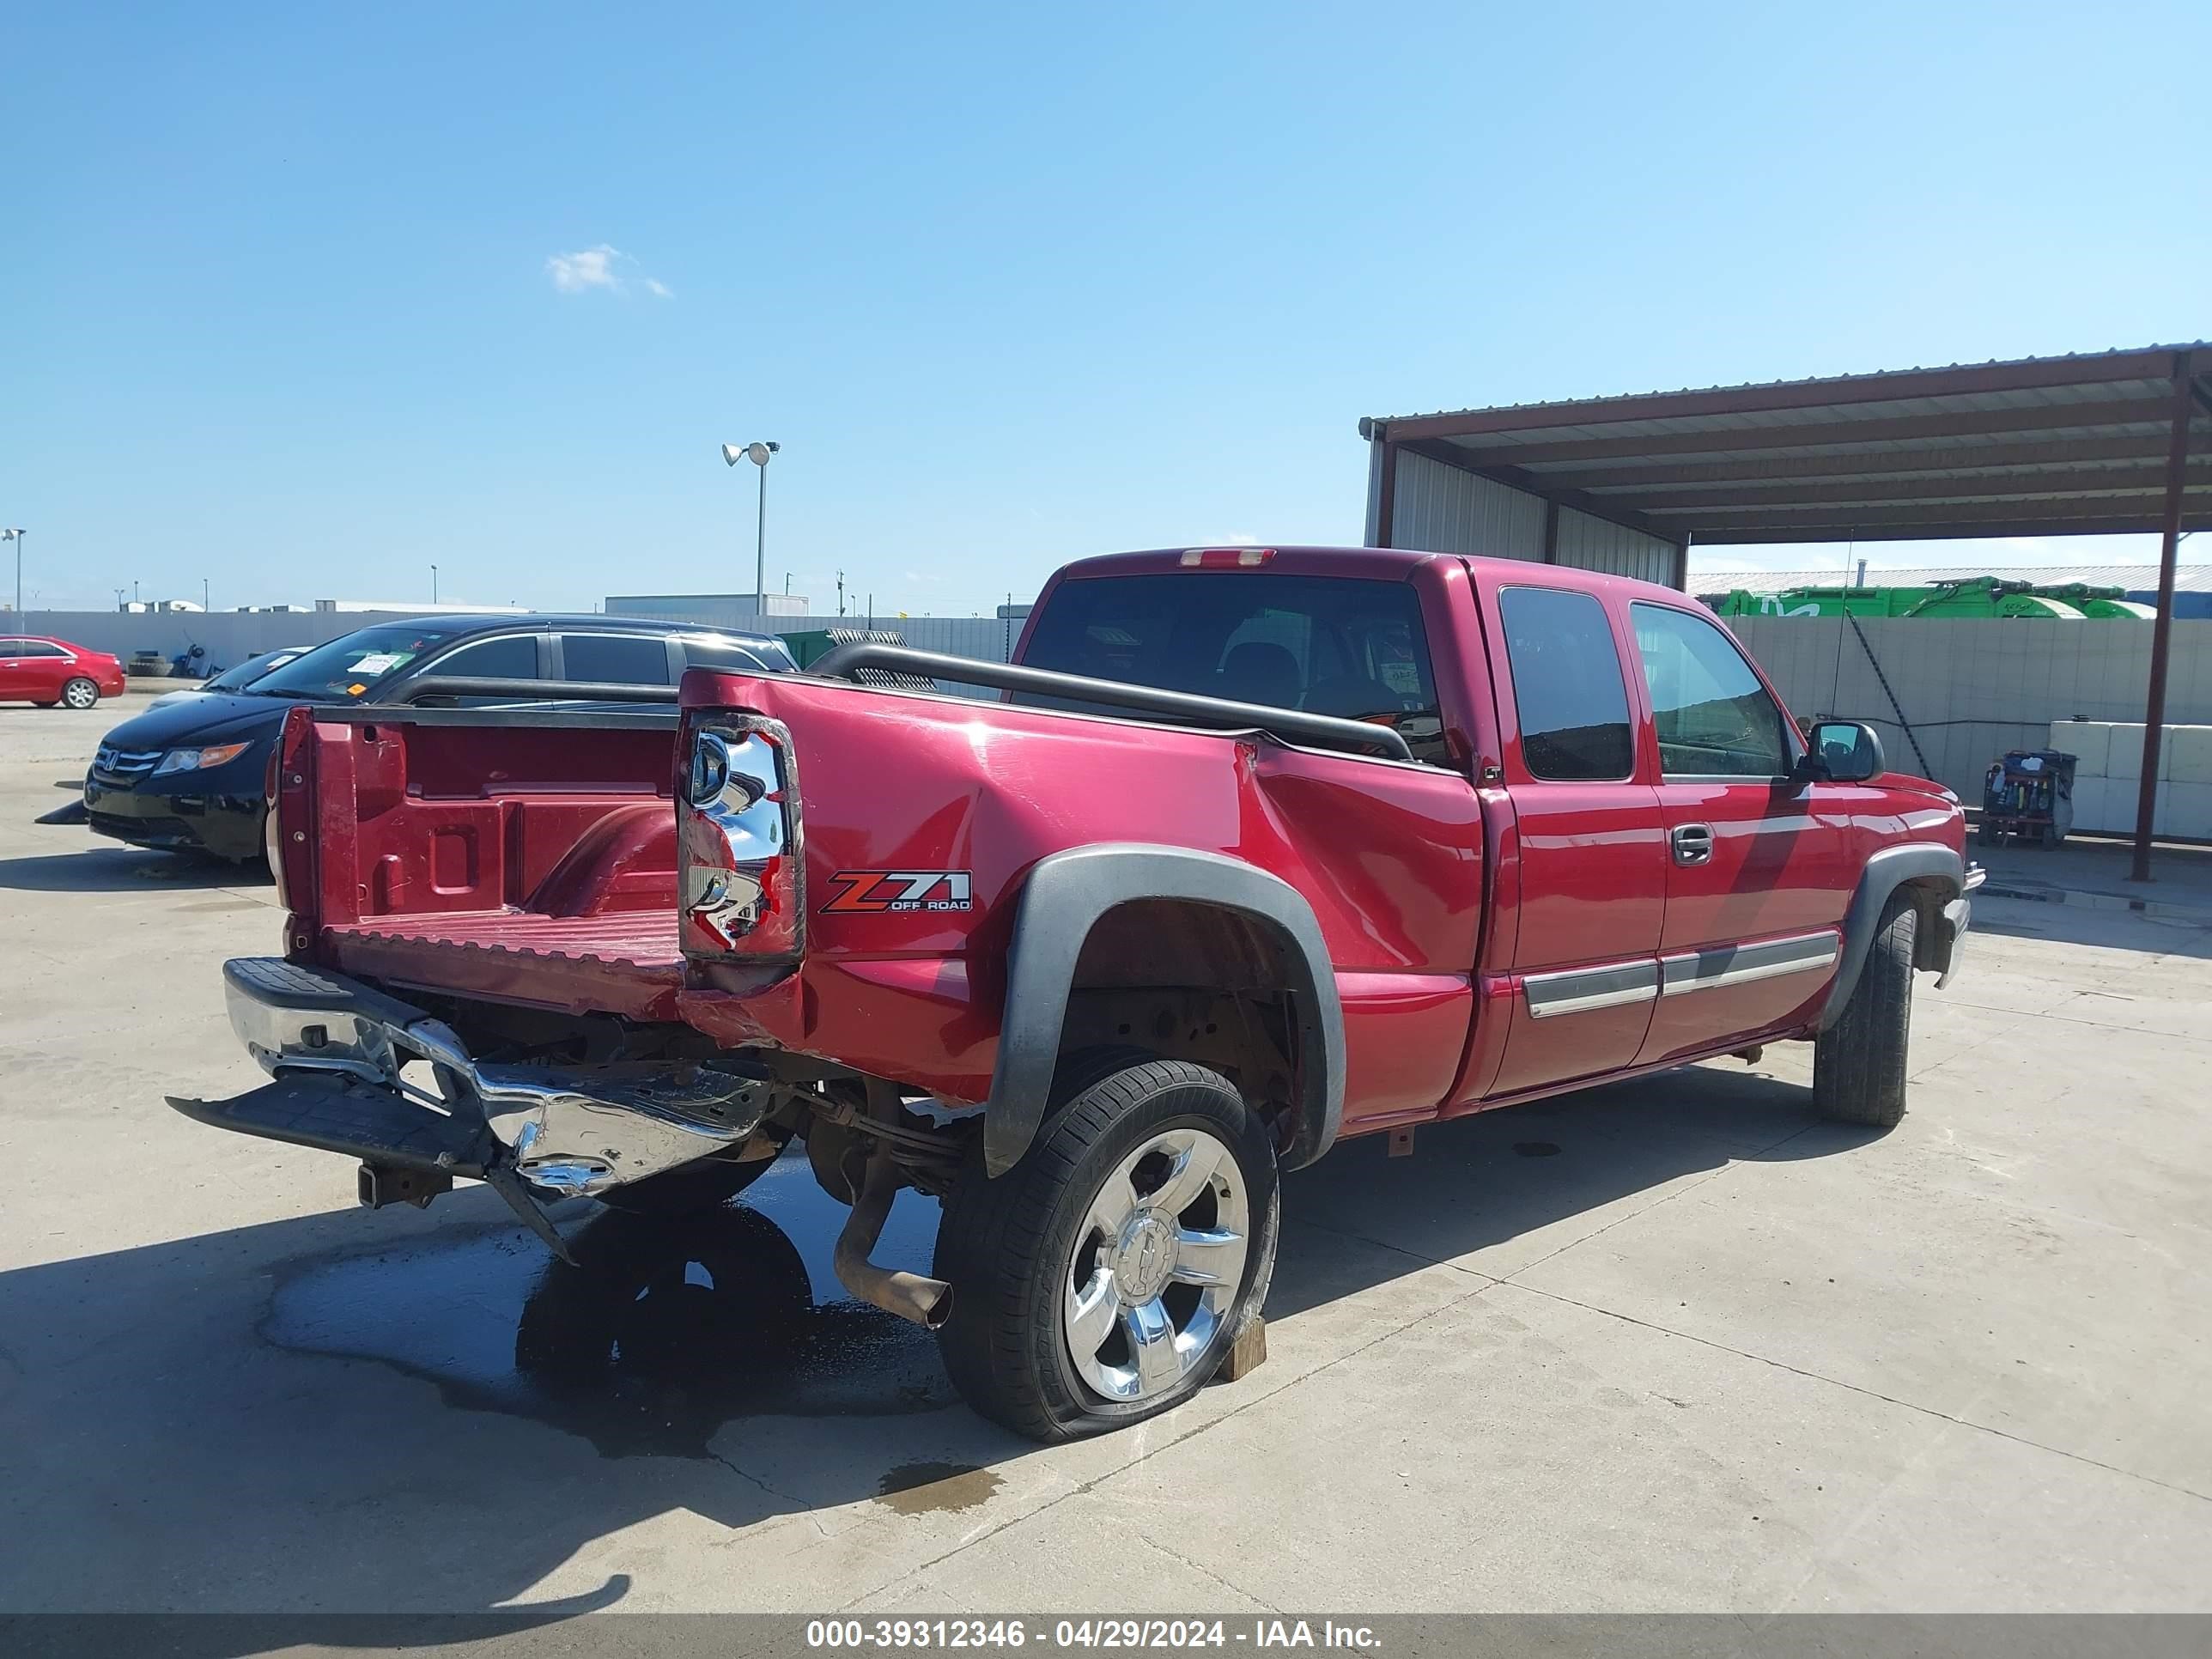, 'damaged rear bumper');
170,957,771,1203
